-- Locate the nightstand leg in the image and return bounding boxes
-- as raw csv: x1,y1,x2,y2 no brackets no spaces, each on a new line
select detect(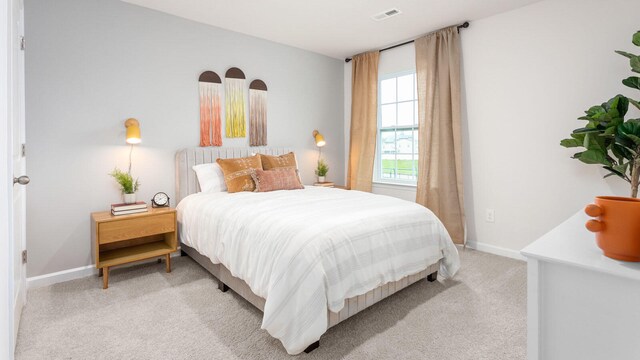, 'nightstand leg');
103,267,109,289
98,268,103,277
166,254,171,273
